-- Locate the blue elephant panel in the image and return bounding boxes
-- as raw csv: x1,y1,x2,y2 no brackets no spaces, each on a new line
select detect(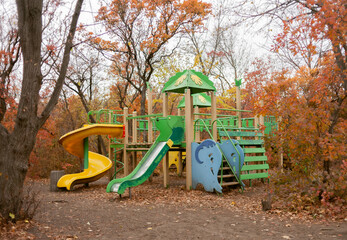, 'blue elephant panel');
192,139,222,193
218,140,244,176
